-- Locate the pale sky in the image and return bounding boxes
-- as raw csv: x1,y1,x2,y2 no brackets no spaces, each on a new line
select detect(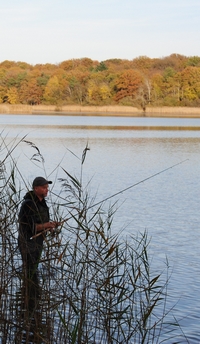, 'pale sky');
0,0,199,65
